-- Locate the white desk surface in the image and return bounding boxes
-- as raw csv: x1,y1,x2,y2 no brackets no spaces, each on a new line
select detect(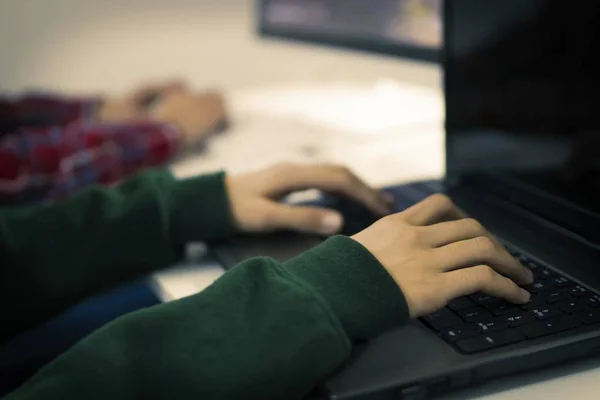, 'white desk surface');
153,80,600,399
